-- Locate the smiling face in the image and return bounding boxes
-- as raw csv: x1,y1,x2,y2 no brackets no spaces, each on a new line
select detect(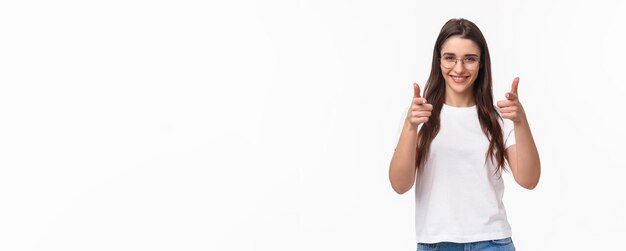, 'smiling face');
439,36,481,98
